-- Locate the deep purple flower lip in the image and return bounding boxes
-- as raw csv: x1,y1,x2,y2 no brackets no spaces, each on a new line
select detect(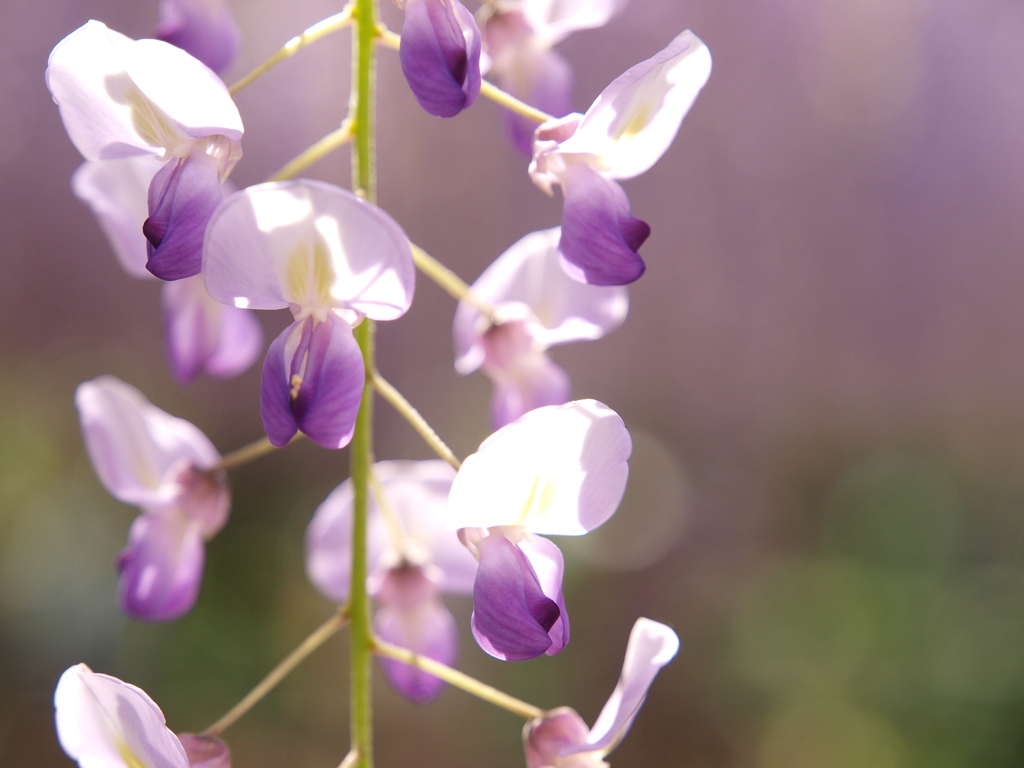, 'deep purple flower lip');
557,164,648,285
145,152,224,280
400,0,482,117
260,315,365,449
